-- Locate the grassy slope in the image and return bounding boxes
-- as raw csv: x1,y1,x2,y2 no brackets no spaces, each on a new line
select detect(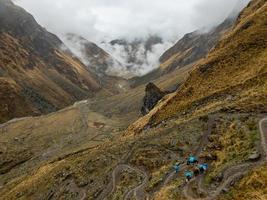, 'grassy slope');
219,164,267,200
0,0,101,123
127,0,267,135
0,1,266,199
0,31,100,123
0,52,191,199
153,0,267,122
0,116,206,199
